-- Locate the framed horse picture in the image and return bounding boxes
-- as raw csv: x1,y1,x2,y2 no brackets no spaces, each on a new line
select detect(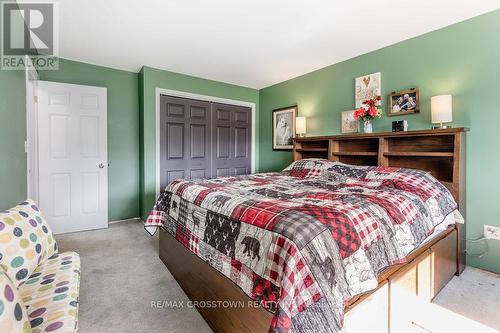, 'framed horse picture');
272,106,297,150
